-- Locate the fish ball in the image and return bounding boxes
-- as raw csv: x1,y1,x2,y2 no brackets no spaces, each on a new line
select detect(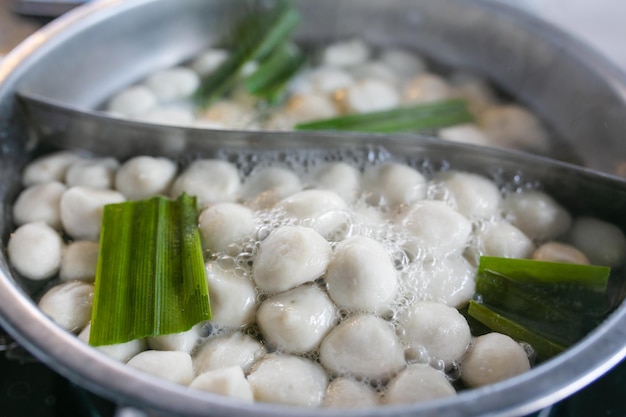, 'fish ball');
107,85,158,118
433,171,501,219
257,285,337,354
189,366,253,401
350,62,398,85
400,200,471,257
380,48,426,79
478,221,535,259
323,377,380,408
416,256,476,308
384,364,456,405
200,100,256,129
205,262,257,328
170,159,240,208
241,166,302,208
480,104,550,153
403,73,452,104
8,221,63,280
532,242,590,264
285,93,338,123
311,162,361,204
247,354,328,407
345,79,400,114
60,186,126,241
439,124,491,146
115,156,177,200
325,236,398,312
12,181,66,229
60,240,99,282
127,350,194,385
148,324,201,353
322,39,370,68
22,151,82,186
303,67,354,94
144,67,200,102
502,190,572,241
78,323,146,363
320,315,405,379
252,226,331,293
198,203,256,253
189,48,229,77
461,333,530,388
398,301,471,362
194,332,265,374
567,217,626,267
65,157,119,189
38,281,93,332
363,162,427,208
